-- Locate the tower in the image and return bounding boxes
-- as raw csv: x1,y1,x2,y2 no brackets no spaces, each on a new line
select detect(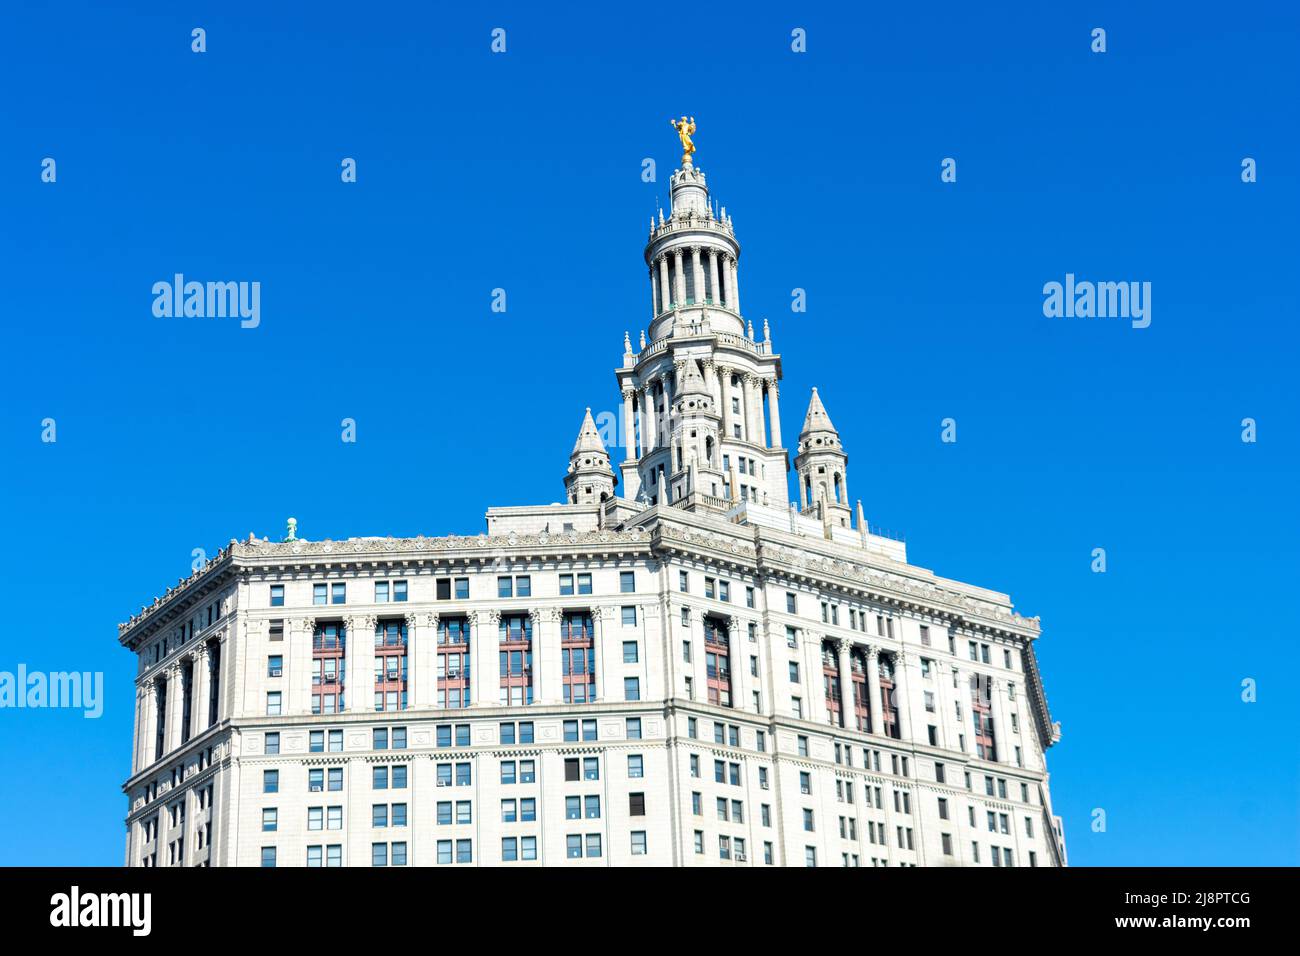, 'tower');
793,387,852,528
564,408,616,505
616,121,788,511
